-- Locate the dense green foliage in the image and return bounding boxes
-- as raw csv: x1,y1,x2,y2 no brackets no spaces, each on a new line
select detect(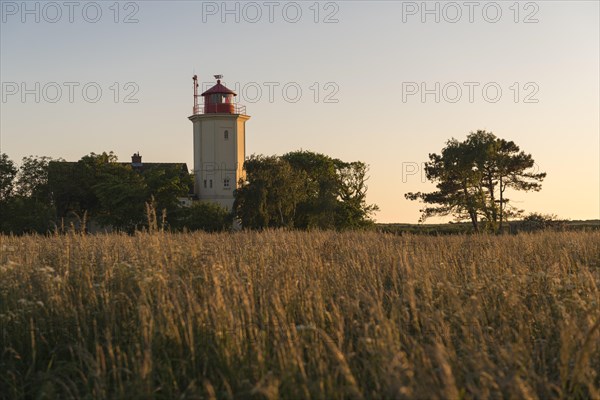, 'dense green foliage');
234,151,378,230
0,152,196,233
406,130,546,232
174,201,231,232
48,152,193,232
0,154,17,203
2,150,377,233
0,155,58,234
